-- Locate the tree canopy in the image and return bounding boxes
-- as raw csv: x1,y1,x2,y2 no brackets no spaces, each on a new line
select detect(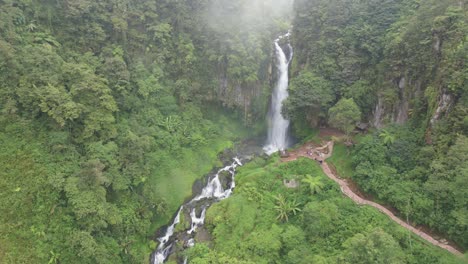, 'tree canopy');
328,98,361,136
